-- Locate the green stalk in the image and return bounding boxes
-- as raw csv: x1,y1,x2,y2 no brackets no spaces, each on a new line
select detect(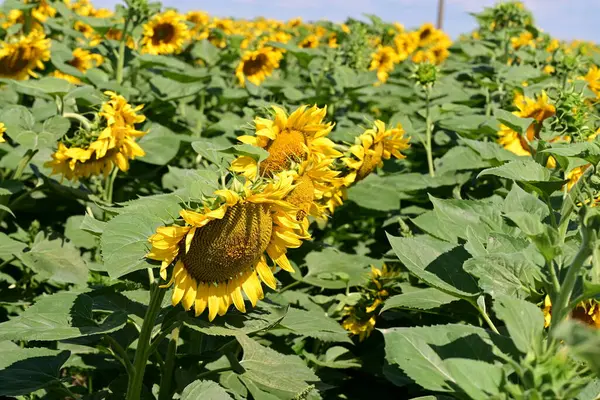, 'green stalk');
105,167,119,205
551,229,593,332
63,112,92,130
424,89,435,177
158,326,180,400
13,149,38,180
115,16,132,85
125,283,165,400
474,303,499,334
